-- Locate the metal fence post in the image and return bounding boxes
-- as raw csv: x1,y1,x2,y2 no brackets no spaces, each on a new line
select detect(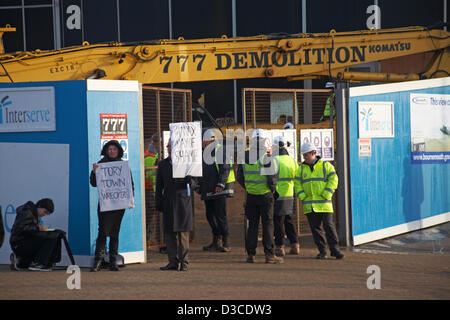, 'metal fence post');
335,82,351,247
